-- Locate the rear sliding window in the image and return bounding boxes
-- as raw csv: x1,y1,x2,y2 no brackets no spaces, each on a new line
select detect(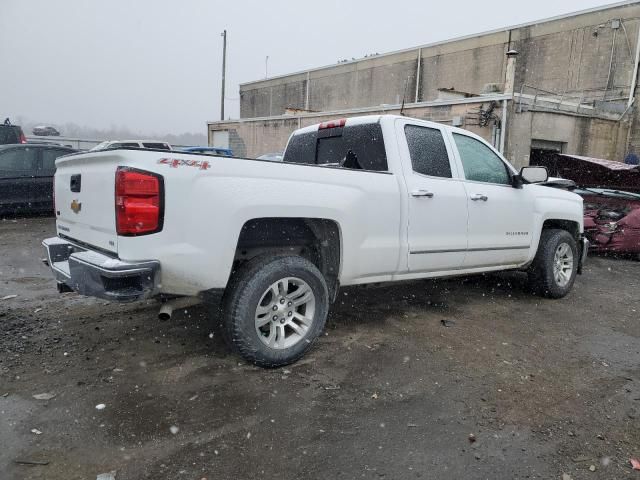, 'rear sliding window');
283,122,388,171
